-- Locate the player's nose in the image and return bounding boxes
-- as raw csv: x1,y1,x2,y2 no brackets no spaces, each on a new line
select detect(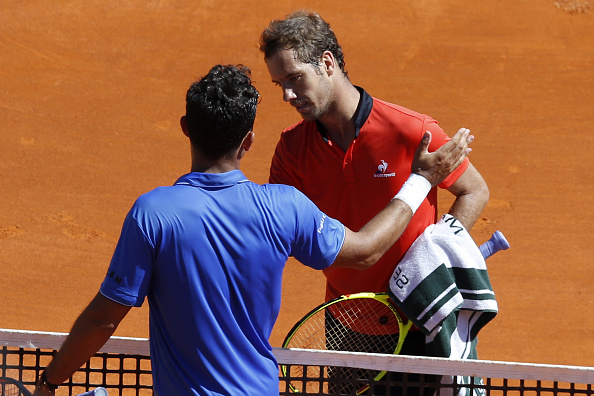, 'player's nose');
283,88,297,102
